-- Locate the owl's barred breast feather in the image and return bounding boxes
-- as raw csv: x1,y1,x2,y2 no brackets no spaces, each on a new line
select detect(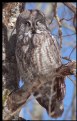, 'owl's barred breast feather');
32,32,61,76
16,32,61,81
